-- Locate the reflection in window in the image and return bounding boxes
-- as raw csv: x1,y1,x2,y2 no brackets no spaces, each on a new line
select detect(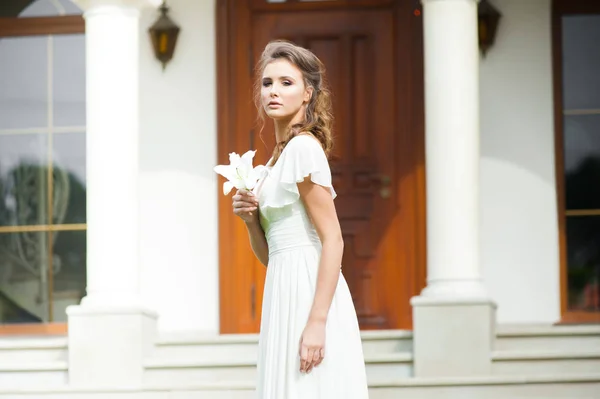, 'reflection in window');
567,217,600,311
564,115,600,210
562,15,600,111
0,0,86,324
0,134,48,226
0,36,48,130
561,14,600,313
